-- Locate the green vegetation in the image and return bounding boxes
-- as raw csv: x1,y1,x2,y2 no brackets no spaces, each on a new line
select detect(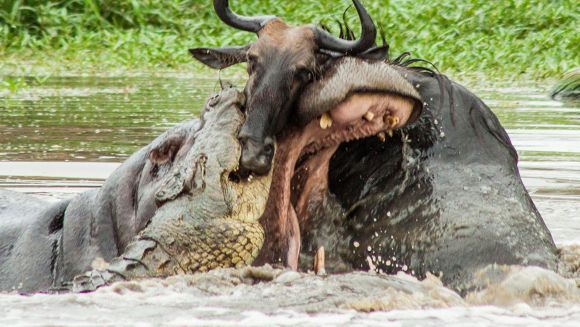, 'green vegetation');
1,0,578,79
0,75,48,93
